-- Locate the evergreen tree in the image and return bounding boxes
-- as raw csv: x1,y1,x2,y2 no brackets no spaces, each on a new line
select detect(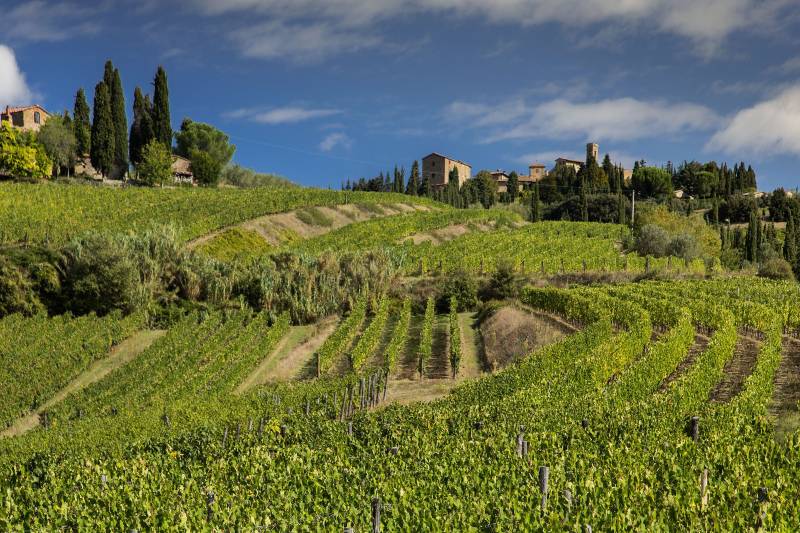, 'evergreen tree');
103,63,128,174
617,189,626,225
129,87,155,166
73,88,91,157
406,161,420,196
152,66,172,148
785,213,798,266
90,81,115,178
580,179,589,222
393,165,404,193
505,171,518,203
530,183,541,222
